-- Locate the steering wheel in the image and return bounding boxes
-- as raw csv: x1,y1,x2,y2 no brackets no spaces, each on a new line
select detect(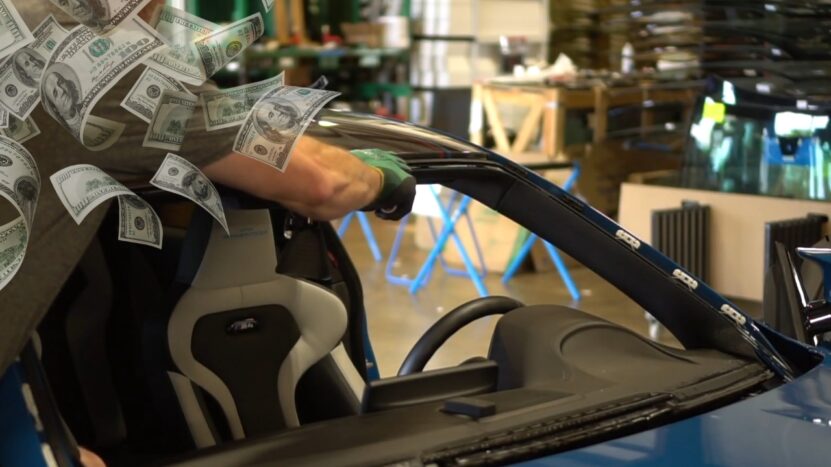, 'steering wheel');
397,296,525,376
